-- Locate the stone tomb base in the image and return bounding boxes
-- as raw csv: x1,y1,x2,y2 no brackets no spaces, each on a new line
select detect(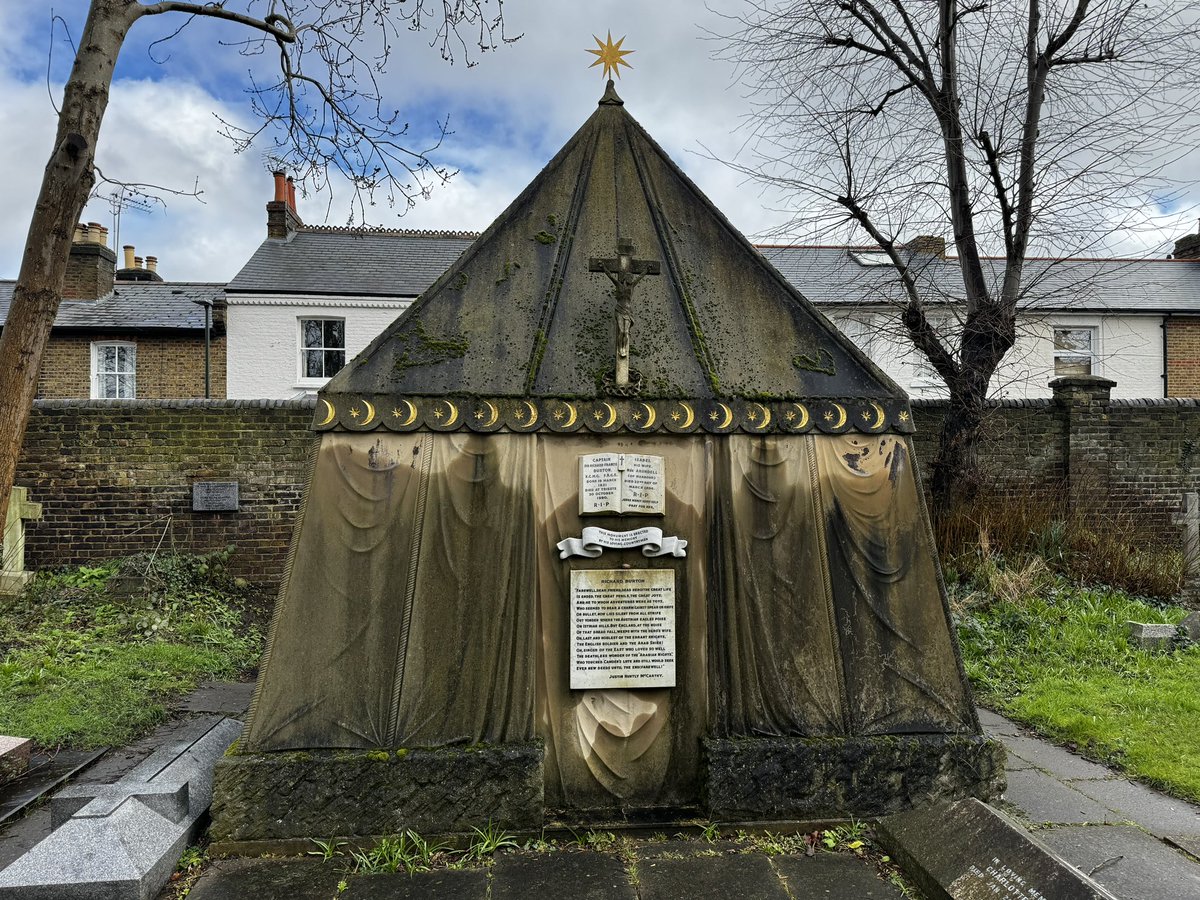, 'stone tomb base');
210,735,1003,847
